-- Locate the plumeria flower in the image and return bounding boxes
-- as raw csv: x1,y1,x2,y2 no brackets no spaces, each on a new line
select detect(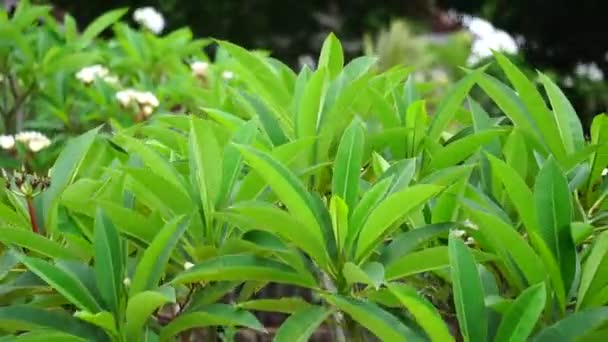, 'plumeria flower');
14,131,51,153
184,261,194,270
222,70,235,80
133,7,165,34
116,89,136,107
115,89,160,117
190,61,209,77
135,91,160,108
0,135,15,150
76,65,109,84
